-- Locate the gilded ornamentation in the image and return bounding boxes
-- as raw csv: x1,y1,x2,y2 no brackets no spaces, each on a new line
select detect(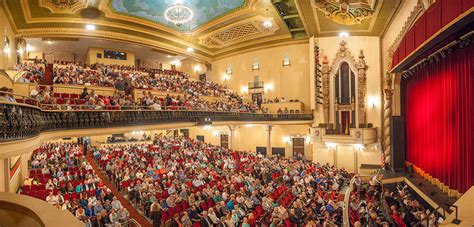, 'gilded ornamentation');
321,56,331,123
321,40,368,126
383,73,393,164
314,0,376,25
356,50,367,126
39,0,87,14
198,16,279,48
